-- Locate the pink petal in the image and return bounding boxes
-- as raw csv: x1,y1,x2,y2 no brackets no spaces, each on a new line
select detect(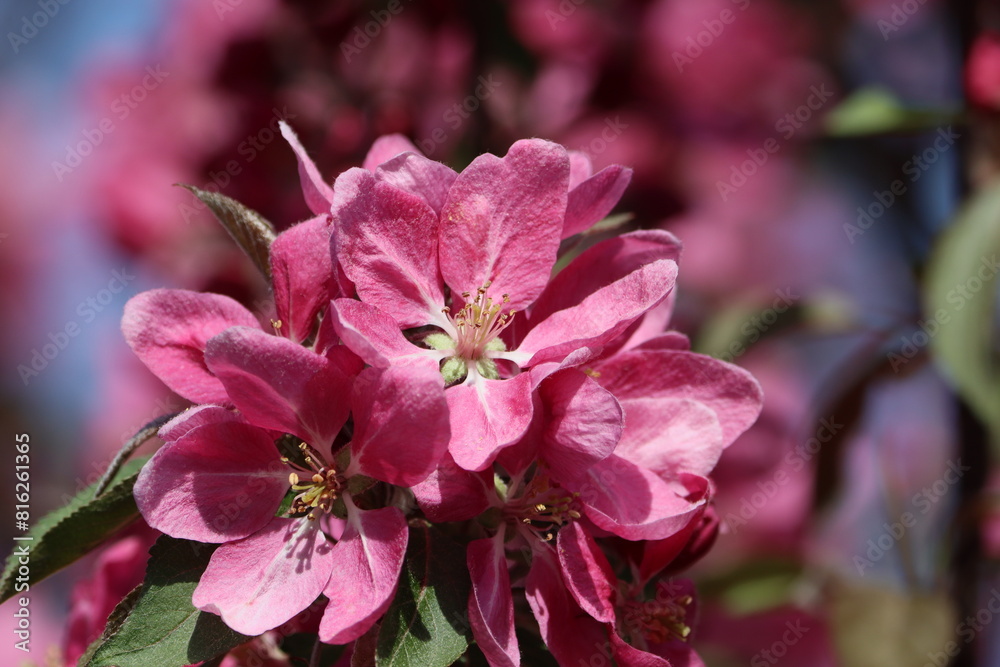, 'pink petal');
524,545,614,667
564,455,707,541
375,152,458,214
567,150,594,189
335,168,447,328
519,259,678,368
609,633,673,667
630,331,691,352
329,298,436,368
563,165,633,238
528,230,682,329
193,518,334,635
615,301,683,353
205,327,354,447
556,522,616,623
467,534,519,667
122,289,260,404
594,349,763,451
157,405,241,442
447,373,534,472
439,139,569,311
613,398,724,478
319,504,408,644
280,121,335,215
411,453,493,523
270,215,335,344
539,370,623,483
637,508,716,584
350,364,450,487
362,134,422,171
134,419,288,543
